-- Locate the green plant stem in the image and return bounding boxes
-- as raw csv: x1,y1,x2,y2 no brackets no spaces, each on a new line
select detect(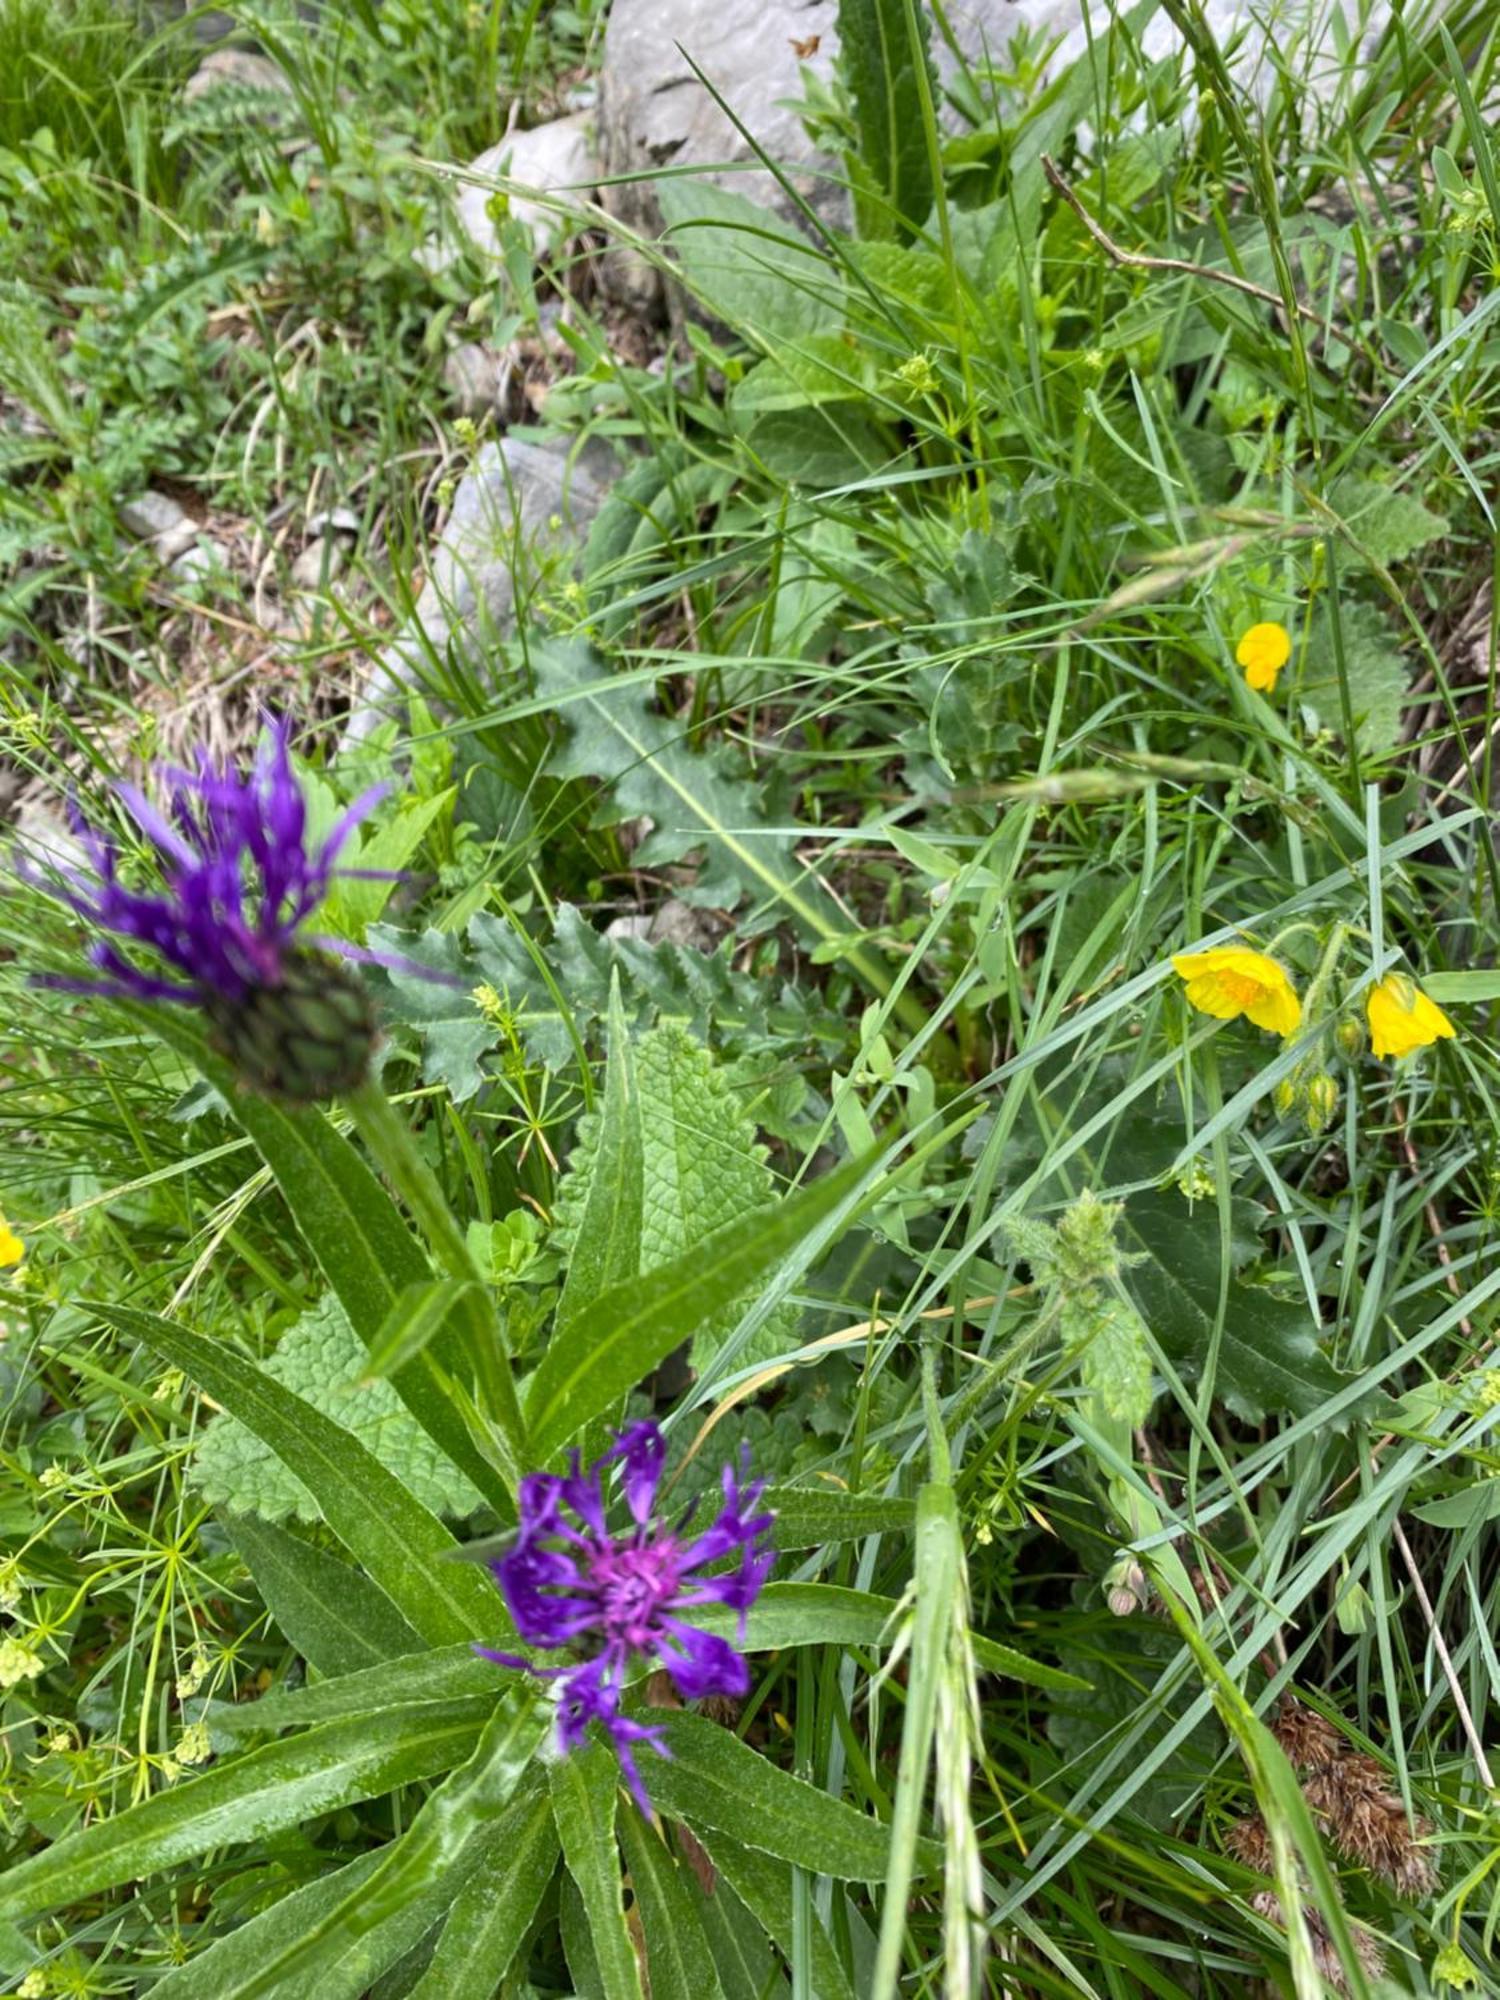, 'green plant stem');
346,1075,526,1481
